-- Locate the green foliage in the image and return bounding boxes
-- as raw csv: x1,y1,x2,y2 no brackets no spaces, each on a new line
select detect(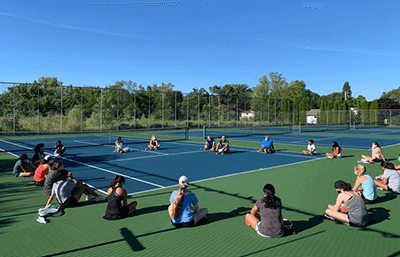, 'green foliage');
380,86,400,104
370,100,379,123
342,81,351,100
360,100,369,123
